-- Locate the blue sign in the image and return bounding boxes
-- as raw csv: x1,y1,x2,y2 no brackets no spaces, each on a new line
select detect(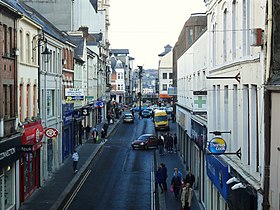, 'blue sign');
94,101,104,108
208,137,227,154
206,155,229,200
